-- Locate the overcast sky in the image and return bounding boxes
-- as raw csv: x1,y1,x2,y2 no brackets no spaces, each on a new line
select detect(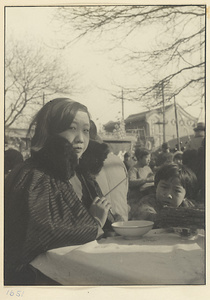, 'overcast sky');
5,6,205,129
